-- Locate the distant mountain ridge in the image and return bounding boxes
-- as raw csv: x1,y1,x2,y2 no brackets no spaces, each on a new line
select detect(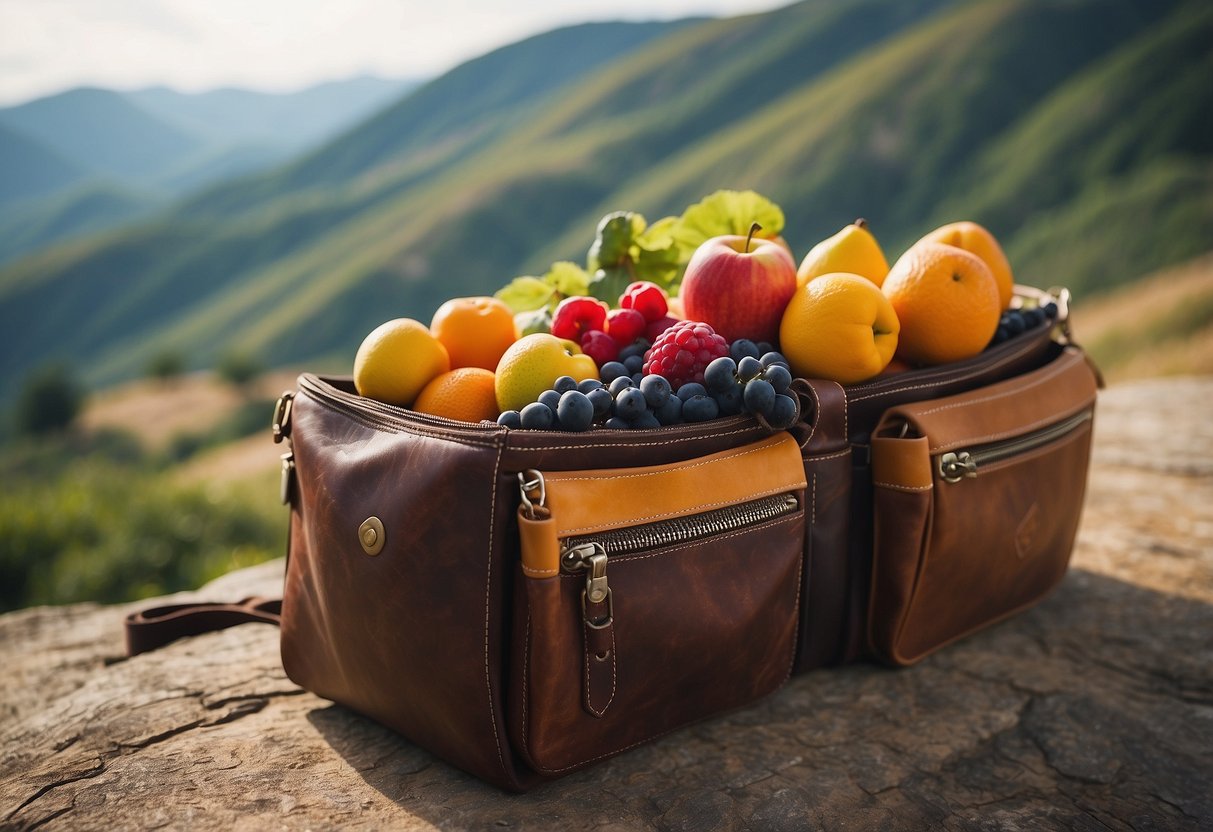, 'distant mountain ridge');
1,0,1210,405
0,75,417,264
